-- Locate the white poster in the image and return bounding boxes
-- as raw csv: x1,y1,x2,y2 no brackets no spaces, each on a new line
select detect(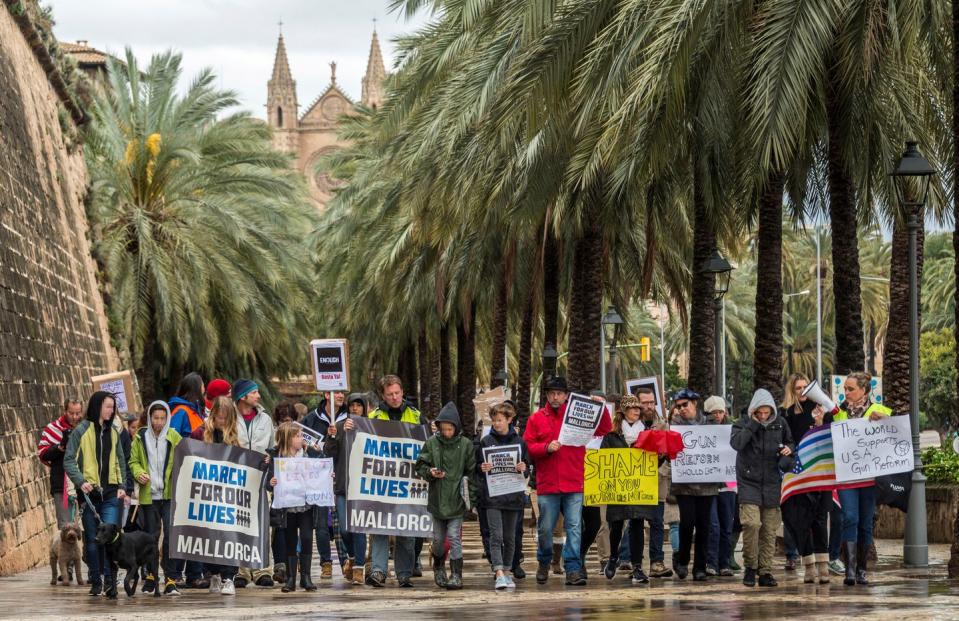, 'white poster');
831,415,913,482
310,339,350,391
482,445,526,497
558,393,606,447
670,425,737,483
625,376,665,417
272,457,335,508
99,378,129,413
